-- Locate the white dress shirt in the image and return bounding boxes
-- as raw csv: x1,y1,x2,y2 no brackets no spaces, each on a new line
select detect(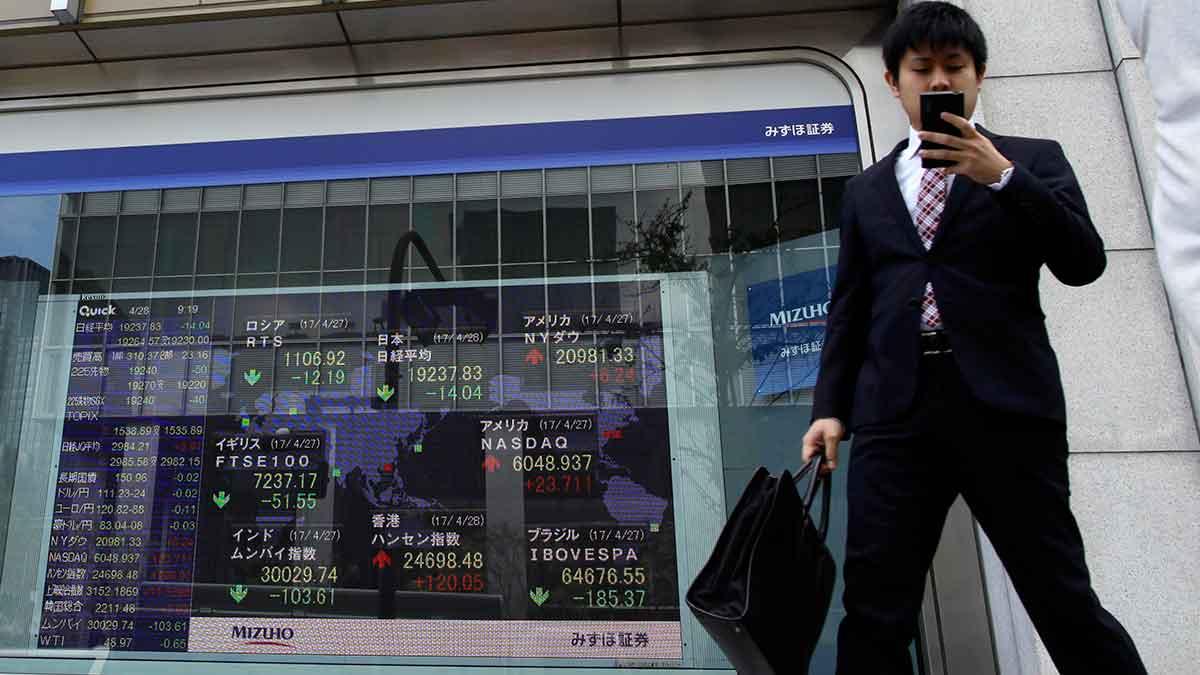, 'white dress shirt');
1116,0,1200,349
894,122,1011,224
